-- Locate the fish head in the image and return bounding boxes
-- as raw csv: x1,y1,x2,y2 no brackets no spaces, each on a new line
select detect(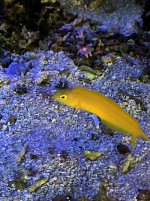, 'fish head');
54,89,78,108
